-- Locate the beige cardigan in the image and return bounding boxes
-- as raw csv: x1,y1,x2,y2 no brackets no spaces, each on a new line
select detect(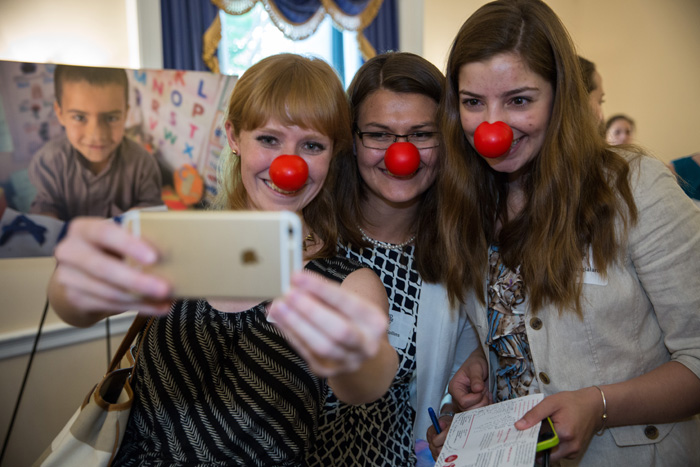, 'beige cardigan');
465,155,700,466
